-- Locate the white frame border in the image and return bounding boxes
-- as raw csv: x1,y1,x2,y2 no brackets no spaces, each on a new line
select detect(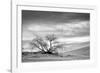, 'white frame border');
11,1,97,73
